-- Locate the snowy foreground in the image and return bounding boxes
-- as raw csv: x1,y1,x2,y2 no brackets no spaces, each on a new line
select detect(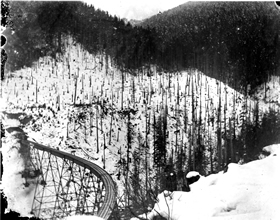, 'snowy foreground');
132,144,280,220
